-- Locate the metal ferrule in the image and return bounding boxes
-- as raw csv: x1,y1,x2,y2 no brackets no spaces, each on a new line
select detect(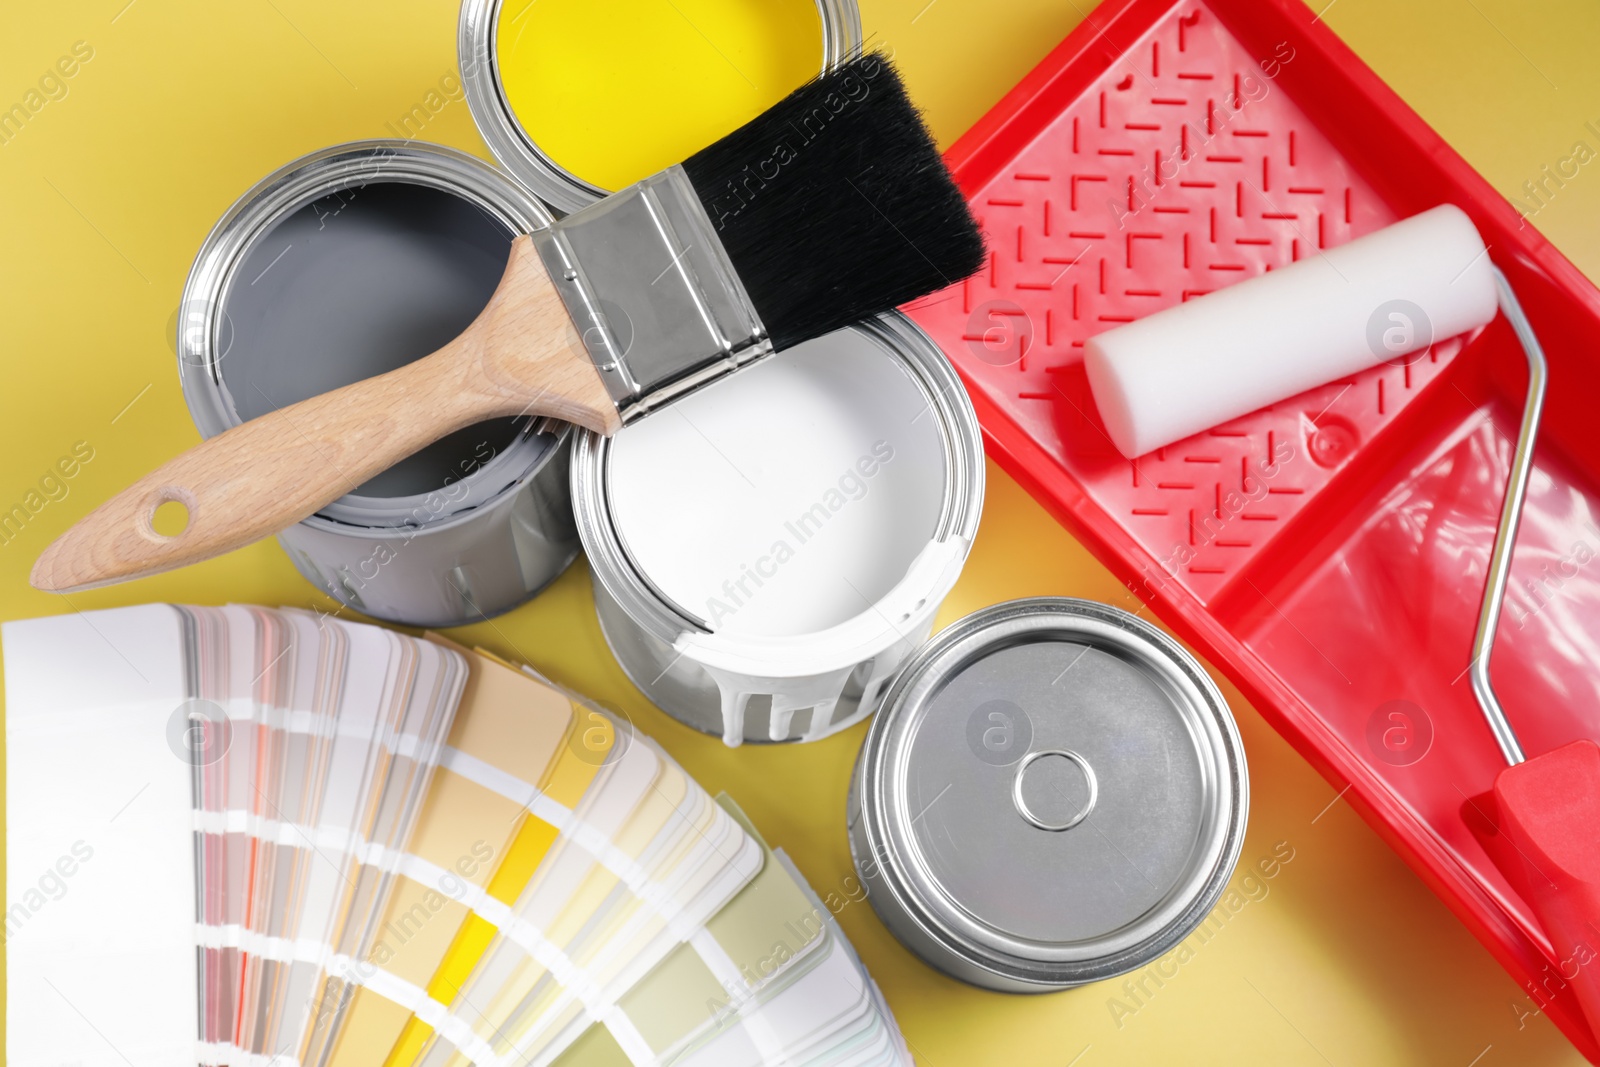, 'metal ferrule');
532,165,771,424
